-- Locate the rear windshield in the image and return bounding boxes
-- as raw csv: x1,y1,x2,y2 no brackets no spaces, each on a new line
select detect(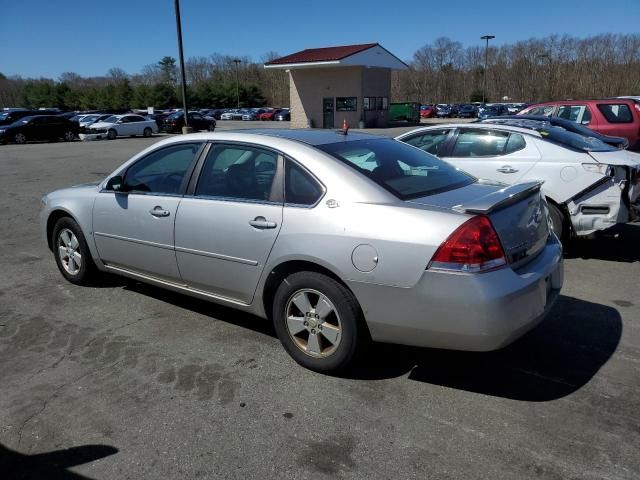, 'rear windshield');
539,128,616,152
317,138,475,200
